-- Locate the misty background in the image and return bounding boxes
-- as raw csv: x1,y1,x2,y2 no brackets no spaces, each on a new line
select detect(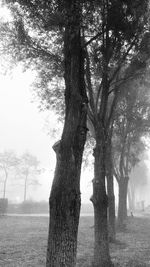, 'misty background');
0,4,150,212
0,65,150,211
0,66,94,205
